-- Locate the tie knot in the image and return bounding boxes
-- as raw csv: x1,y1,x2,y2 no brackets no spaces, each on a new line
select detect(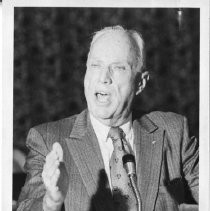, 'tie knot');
108,127,125,142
